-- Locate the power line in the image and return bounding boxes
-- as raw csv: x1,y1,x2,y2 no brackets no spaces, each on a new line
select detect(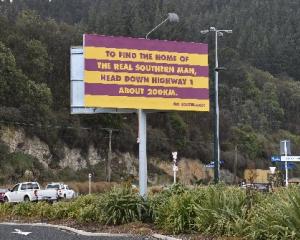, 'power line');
0,119,211,145
0,120,119,132
0,120,90,130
